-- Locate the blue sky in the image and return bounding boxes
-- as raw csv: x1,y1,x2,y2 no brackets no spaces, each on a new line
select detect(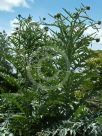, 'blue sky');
0,0,102,49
